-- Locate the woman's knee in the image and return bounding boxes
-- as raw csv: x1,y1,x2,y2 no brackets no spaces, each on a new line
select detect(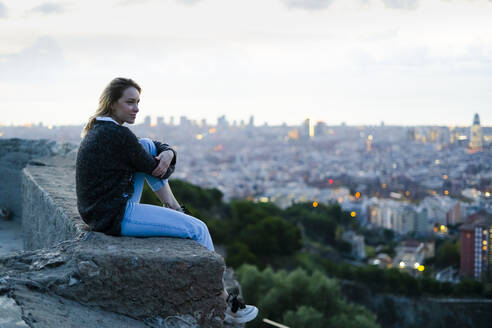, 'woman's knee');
191,218,210,239
138,138,156,155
